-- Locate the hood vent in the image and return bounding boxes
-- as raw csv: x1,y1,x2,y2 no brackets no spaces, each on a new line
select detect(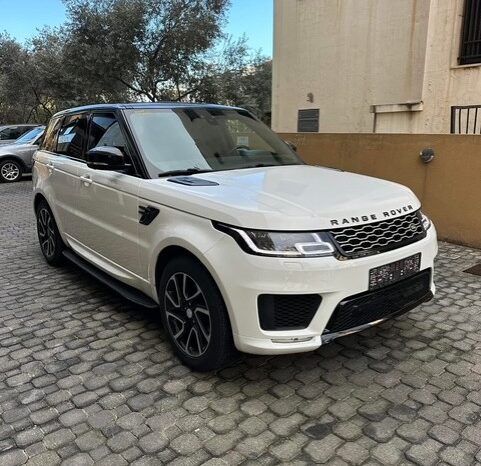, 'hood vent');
168,176,219,186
